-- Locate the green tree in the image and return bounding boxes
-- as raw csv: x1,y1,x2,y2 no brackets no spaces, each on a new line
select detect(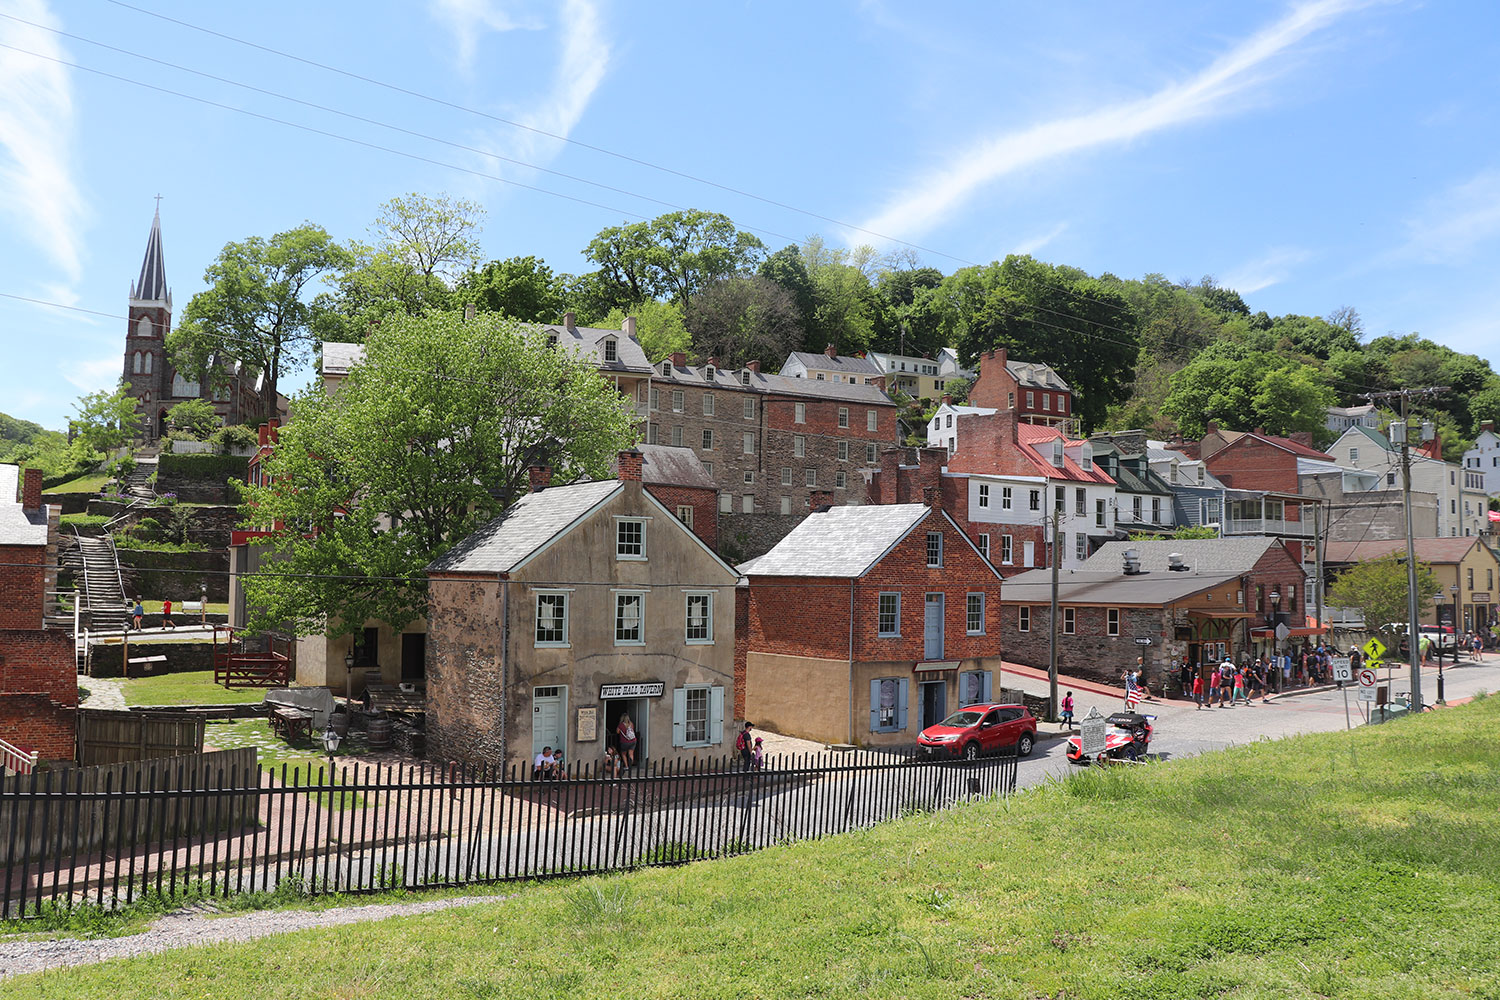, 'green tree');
598,299,690,362
798,236,881,356
1250,366,1337,435
684,276,804,370
462,255,566,323
71,380,141,457
240,310,639,636
1327,554,1438,643
172,224,352,418
166,398,219,440
757,244,816,331
584,210,765,308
